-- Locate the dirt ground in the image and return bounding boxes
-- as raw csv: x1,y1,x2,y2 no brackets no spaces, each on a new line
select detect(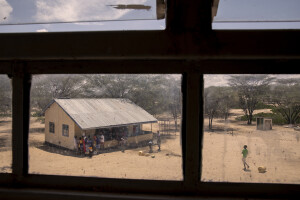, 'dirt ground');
0,116,183,180
0,117,12,173
1,109,300,183
202,109,300,184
